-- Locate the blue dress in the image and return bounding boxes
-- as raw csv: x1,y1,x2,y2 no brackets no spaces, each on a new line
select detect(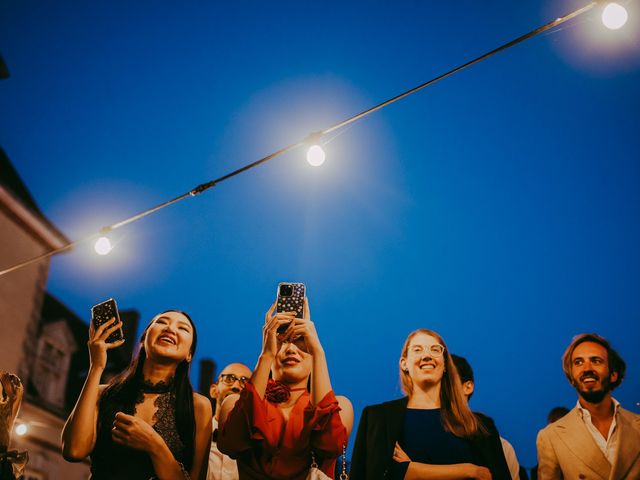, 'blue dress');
389,408,484,479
